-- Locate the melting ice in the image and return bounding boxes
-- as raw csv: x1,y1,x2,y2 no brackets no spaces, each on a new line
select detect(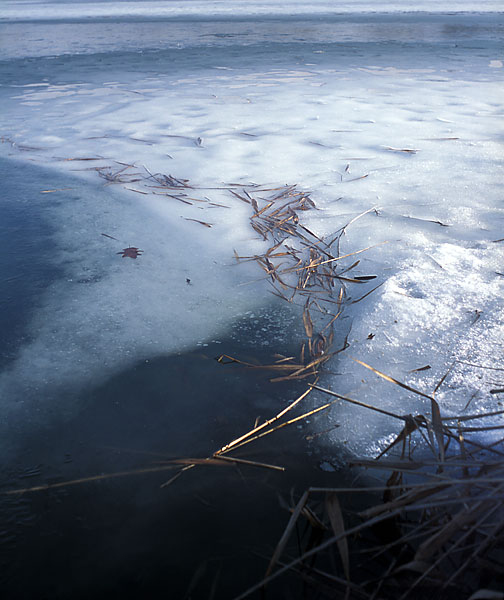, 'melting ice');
0,0,503,455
